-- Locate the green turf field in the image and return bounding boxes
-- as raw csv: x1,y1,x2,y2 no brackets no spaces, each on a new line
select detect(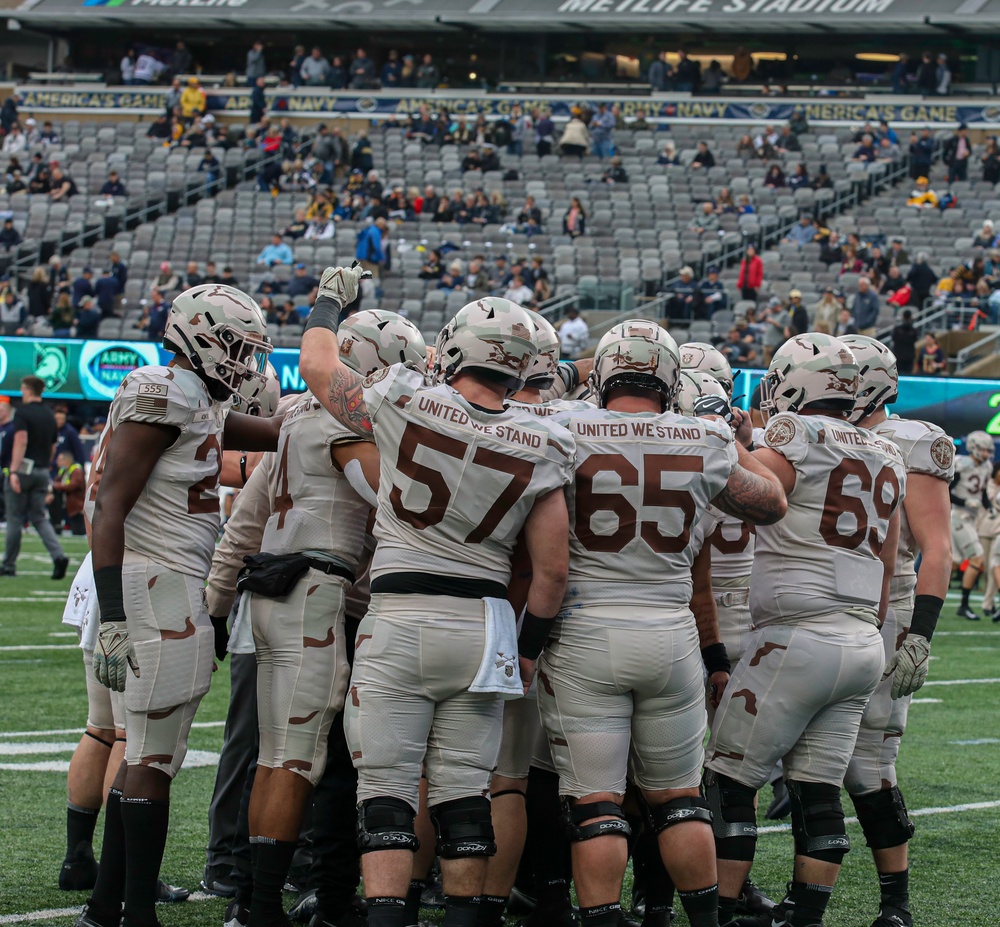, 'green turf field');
1,534,998,926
